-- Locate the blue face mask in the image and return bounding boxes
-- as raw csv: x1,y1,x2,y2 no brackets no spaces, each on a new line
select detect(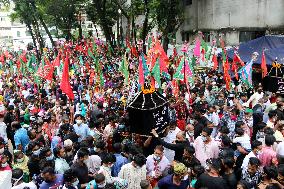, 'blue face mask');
46,154,54,161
